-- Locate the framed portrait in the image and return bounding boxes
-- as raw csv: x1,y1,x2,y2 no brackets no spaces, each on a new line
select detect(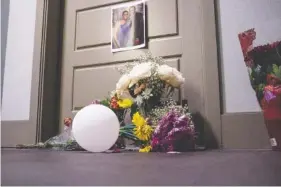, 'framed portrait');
111,1,146,53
